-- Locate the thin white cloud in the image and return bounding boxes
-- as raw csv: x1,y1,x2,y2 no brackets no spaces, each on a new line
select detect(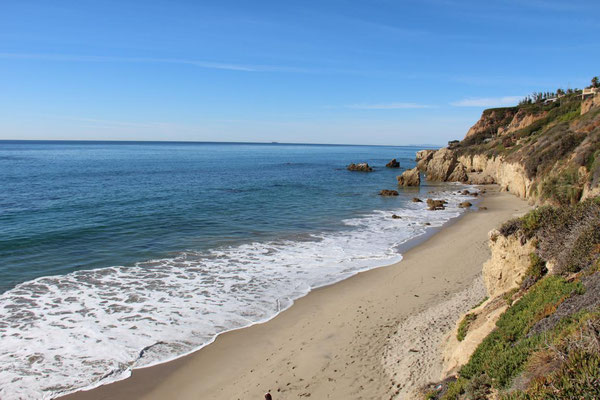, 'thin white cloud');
450,96,522,107
345,102,431,110
42,114,177,129
0,52,310,73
